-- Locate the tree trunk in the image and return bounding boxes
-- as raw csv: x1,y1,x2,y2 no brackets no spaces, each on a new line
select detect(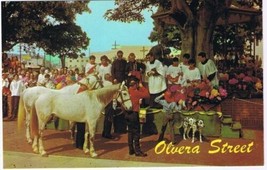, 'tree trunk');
195,8,218,60
179,8,219,61
60,55,66,68
170,0,227,61
180,27,194,58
